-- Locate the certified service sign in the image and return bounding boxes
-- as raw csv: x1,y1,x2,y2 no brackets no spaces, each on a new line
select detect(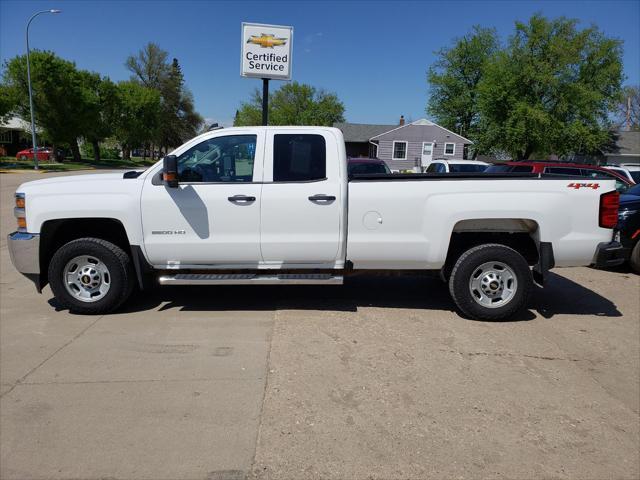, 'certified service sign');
241,22,293,80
